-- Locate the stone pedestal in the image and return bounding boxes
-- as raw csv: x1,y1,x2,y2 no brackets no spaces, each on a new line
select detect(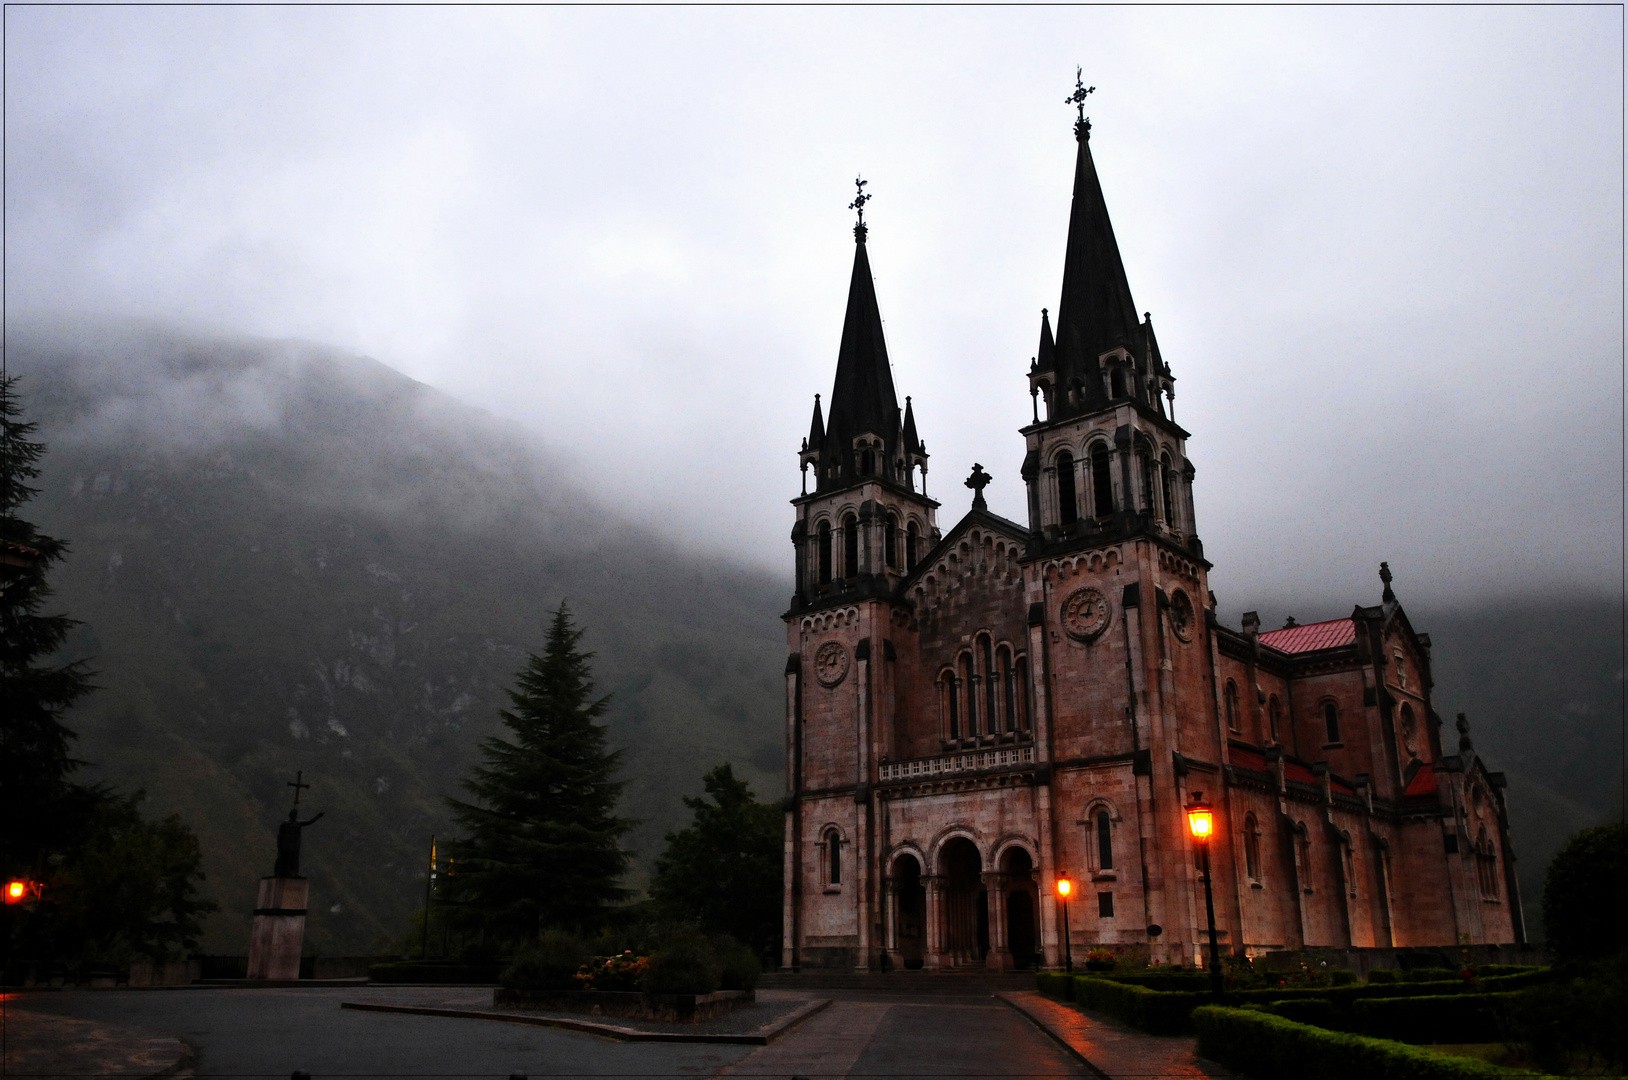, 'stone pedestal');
247,877,308,980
